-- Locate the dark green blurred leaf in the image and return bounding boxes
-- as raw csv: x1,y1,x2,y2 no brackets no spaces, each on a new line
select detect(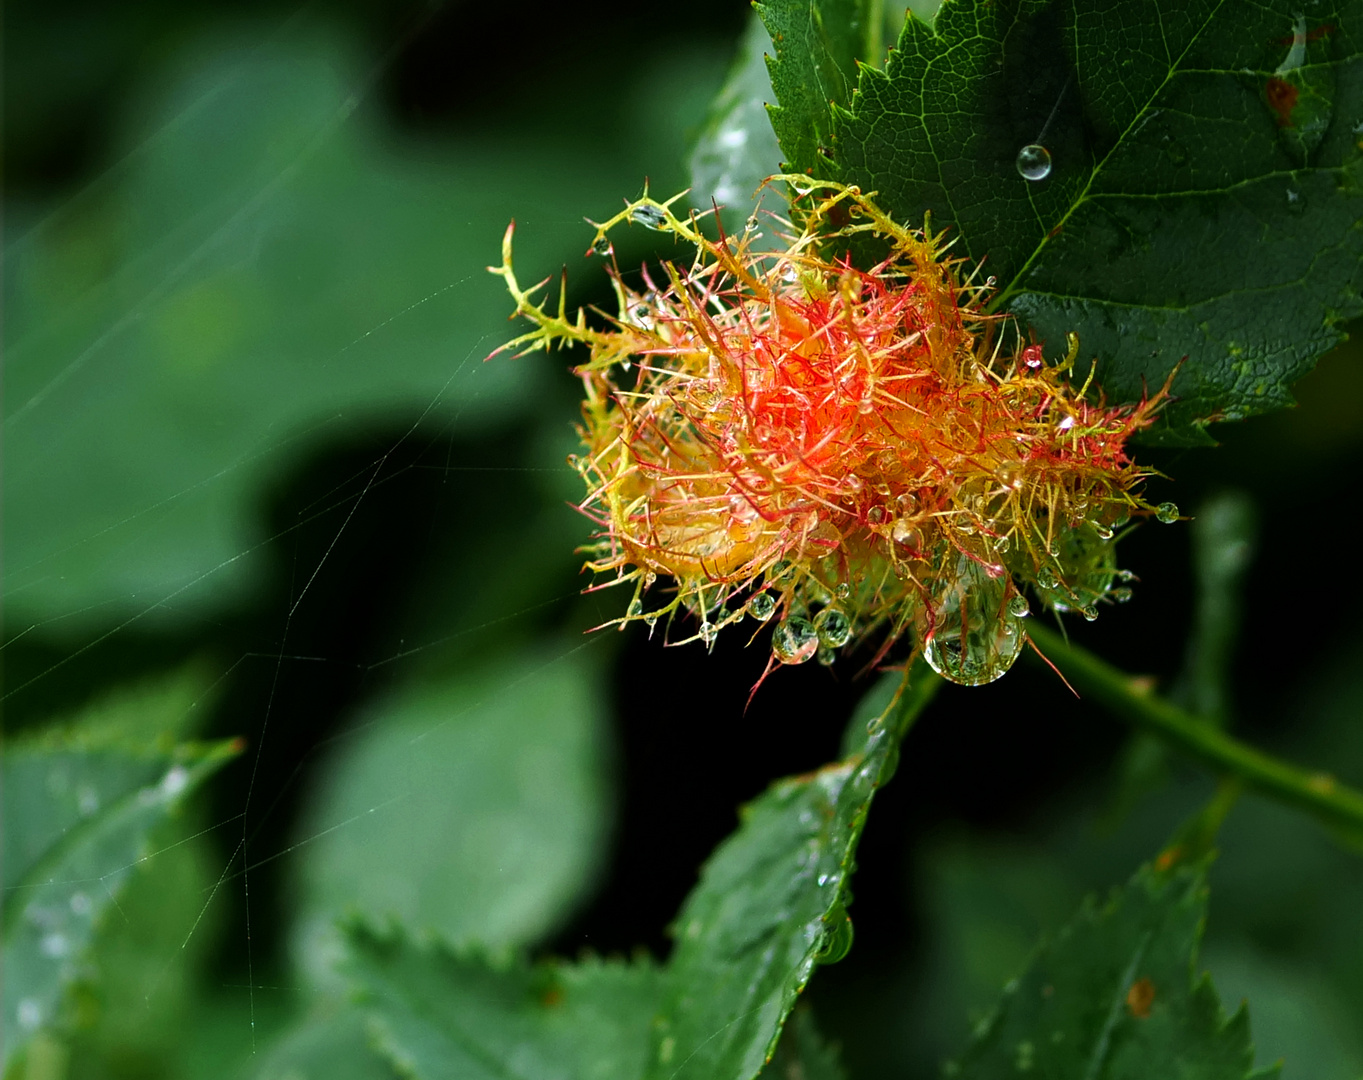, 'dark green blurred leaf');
831,0,1363,443
950,861,1274,1080
346,926,662,1080
1,29,641,630
292,646,612,974
689,13,785,224
643,667,938,1080
1,672,240,1072
758,0,876,175
756,1006,846,1080
1177,492,1257,725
